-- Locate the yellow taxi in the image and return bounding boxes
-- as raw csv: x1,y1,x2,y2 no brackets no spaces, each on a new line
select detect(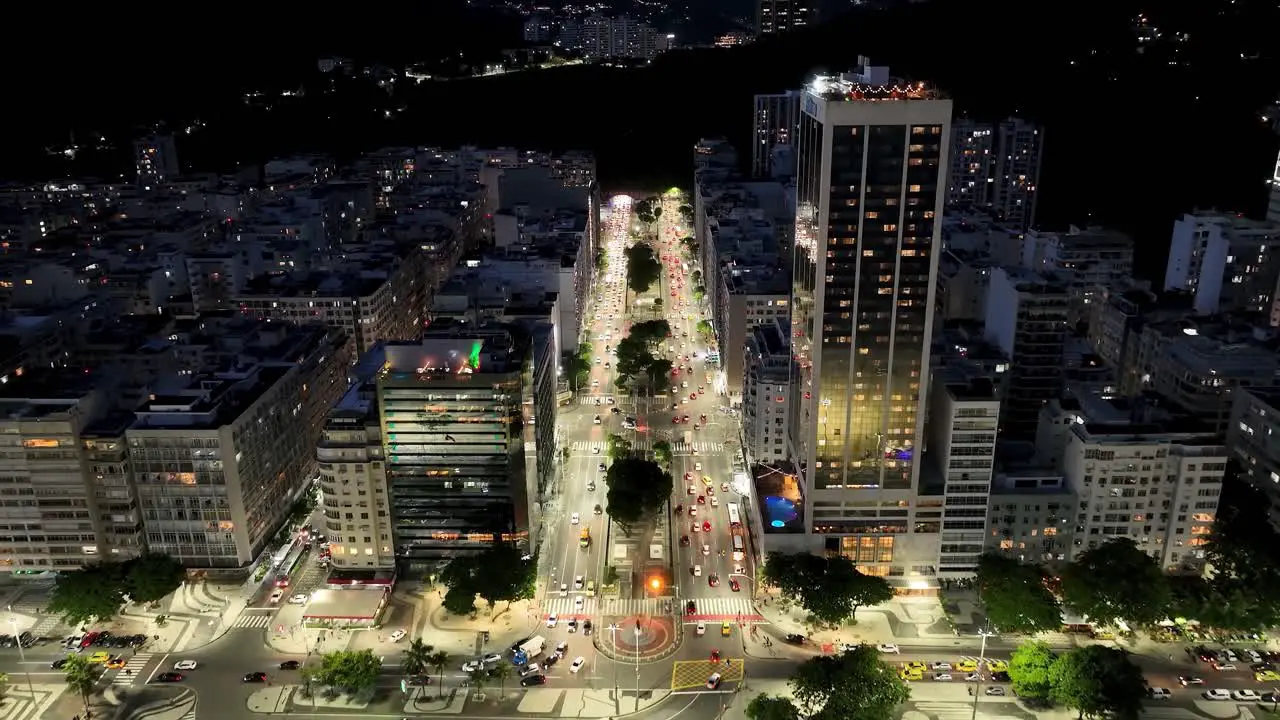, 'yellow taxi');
87,652,111,664
900,661,926,681
1256,670,1280,682
721,621,732,637
956,660,979,673
105,657,127,669
986,659,1009,673
702,476,714,487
